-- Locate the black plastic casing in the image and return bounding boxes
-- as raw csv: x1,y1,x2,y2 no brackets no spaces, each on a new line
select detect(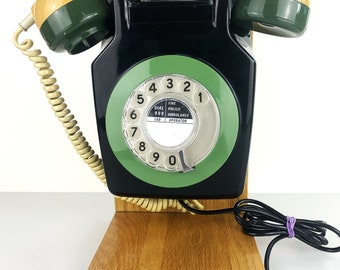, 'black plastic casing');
92,0,255,199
